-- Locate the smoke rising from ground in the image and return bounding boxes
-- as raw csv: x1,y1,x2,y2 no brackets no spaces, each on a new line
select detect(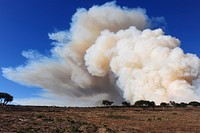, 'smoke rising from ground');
2,2,200,106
